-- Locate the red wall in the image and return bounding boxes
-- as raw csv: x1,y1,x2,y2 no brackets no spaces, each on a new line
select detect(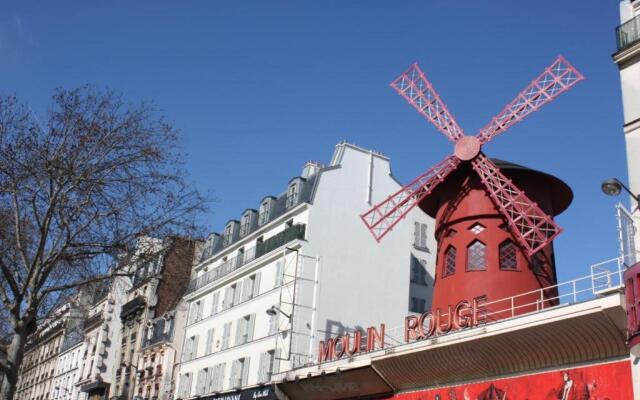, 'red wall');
391,360,633,400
